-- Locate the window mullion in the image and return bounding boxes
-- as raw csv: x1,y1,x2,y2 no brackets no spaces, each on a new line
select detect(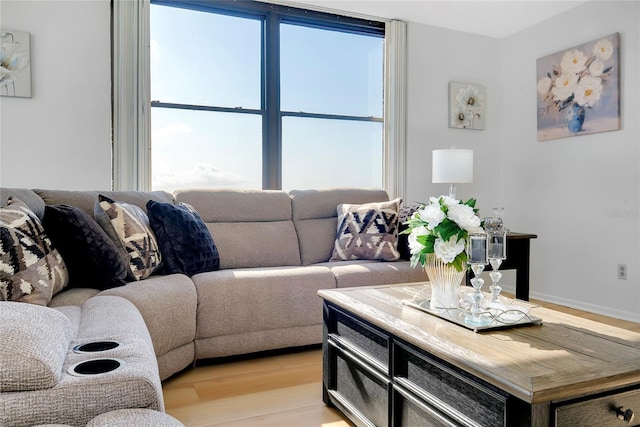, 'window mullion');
263,11,281,190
